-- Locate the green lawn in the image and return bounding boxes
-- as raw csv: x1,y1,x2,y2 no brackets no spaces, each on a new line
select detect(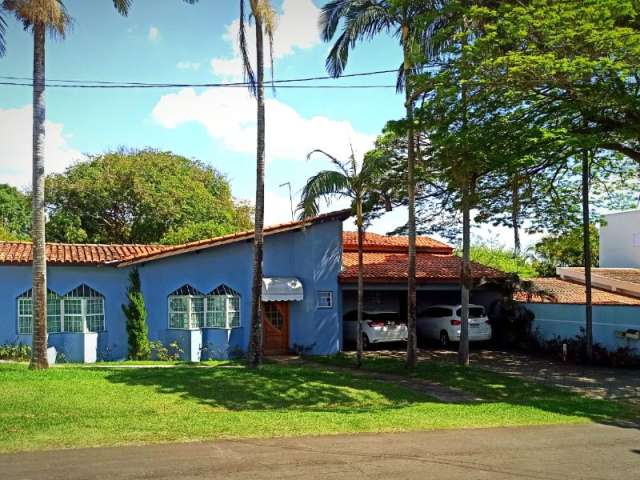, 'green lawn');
0,360,634,453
